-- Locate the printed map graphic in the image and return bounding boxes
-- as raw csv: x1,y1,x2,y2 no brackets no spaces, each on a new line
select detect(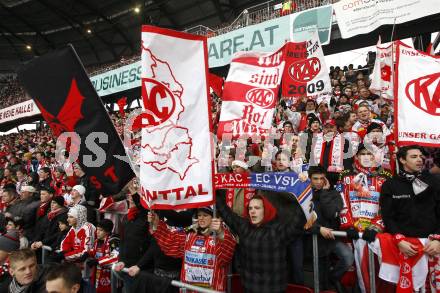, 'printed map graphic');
141,46,199,179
